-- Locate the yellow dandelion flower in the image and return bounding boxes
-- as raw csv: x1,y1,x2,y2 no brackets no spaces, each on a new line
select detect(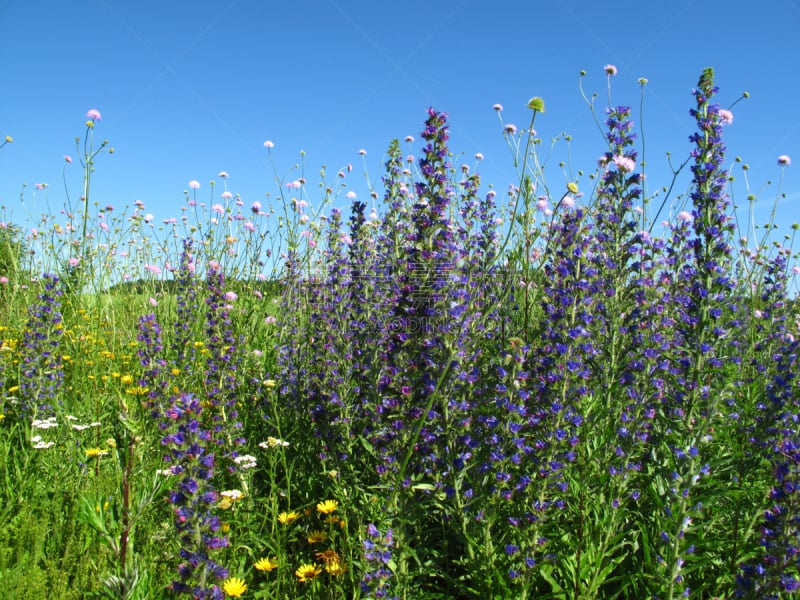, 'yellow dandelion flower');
316,499,338,515
125,386,149,396
295,563,322,583
222,576,247,597
254,557,278,572
277,511,300,525
4,135,12,143
120,374,134,385
85,447,109,458
171,368,181,376
325,558,347,577
307,530,328,544
220,522,231,534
